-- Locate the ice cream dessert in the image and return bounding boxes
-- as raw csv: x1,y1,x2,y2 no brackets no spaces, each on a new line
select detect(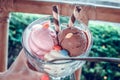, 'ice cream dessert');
23,5,92,79
28,21,89,60
25,19,90,78
28,6,90,61
58,27,88,57
27,5,89,61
